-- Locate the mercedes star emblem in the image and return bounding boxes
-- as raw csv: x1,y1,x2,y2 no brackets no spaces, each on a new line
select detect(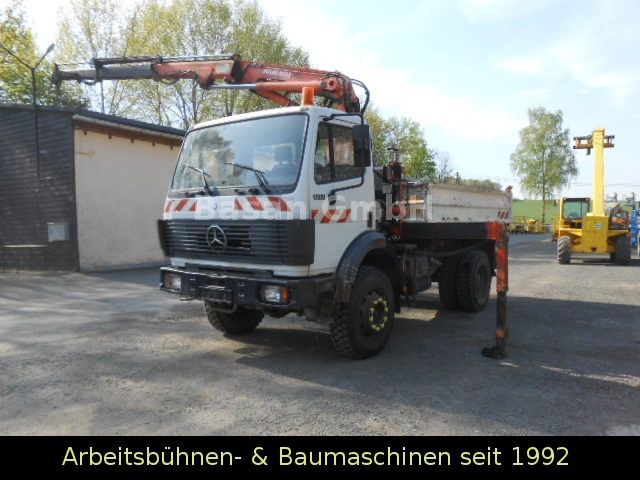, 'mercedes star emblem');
206,225,227,251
